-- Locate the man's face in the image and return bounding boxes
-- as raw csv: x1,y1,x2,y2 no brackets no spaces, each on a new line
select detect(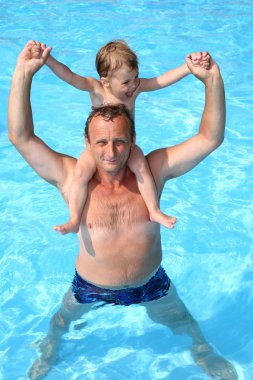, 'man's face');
85,115,135,174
